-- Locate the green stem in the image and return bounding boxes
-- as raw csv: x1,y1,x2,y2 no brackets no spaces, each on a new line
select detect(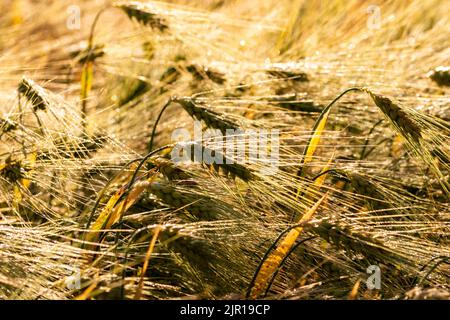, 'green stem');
148,98,174,152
